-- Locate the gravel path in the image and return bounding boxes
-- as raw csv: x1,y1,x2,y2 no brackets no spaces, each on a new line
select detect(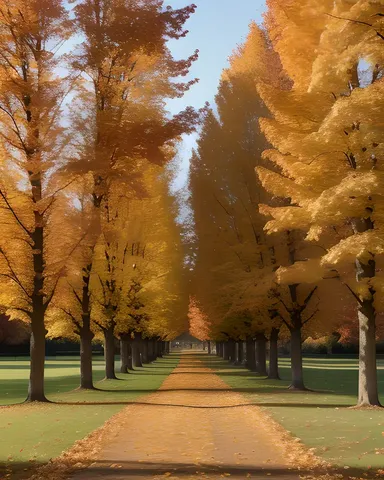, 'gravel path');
69,353,300,479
